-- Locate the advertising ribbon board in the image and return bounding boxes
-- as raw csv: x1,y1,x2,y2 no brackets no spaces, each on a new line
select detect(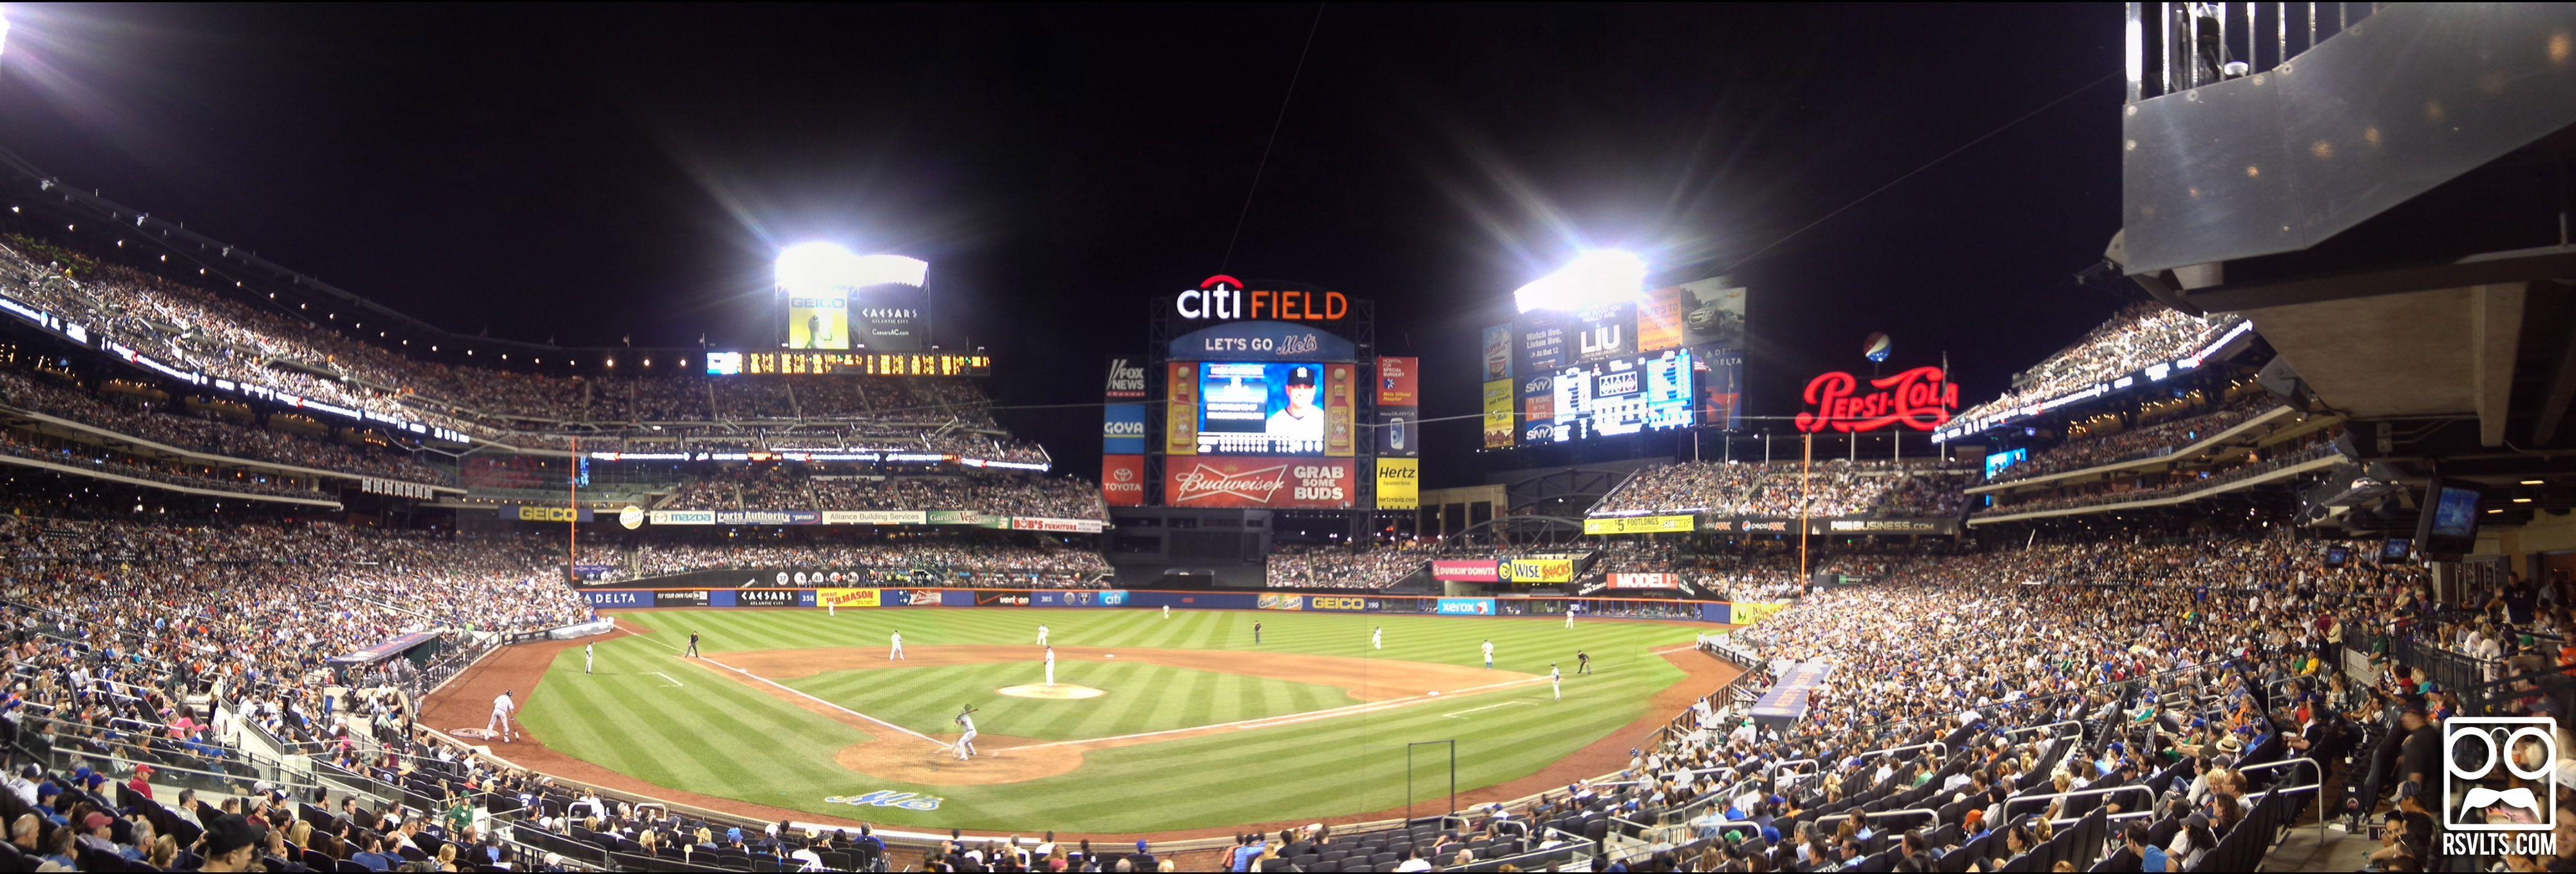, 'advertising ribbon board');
1582,515,1695,535
818,588,882,609
1502,558,1577,584
1436,598,1497,616
1431,560,1502,582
